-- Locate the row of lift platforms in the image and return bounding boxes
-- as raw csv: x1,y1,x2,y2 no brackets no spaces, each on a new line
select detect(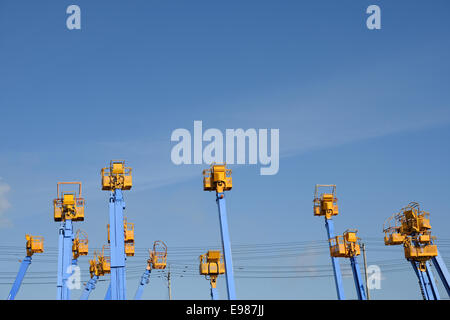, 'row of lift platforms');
314,185,450,300
5,161,450,300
